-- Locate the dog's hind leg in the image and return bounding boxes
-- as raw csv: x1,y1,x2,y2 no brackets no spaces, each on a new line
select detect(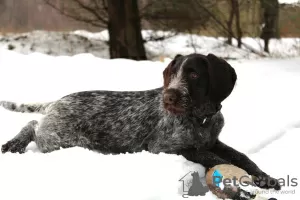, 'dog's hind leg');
1,120,38,154
34,131,62,153
33,116,63,153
